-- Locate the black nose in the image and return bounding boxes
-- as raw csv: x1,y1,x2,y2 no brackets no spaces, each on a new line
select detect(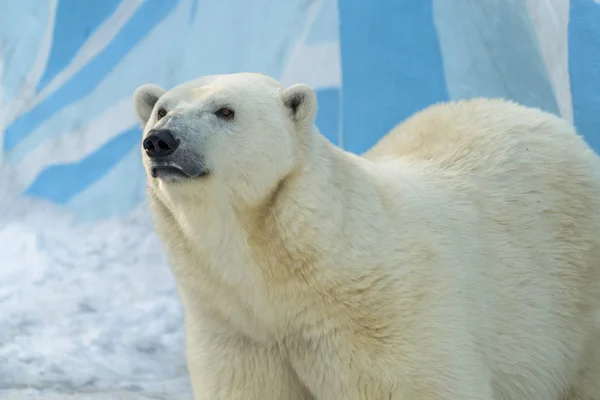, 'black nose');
143,129,179,158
